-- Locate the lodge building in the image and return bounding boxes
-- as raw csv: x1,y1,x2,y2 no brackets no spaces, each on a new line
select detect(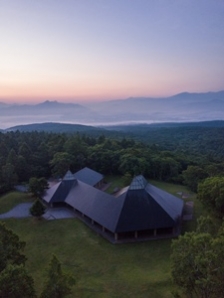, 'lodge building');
43,167,184,243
